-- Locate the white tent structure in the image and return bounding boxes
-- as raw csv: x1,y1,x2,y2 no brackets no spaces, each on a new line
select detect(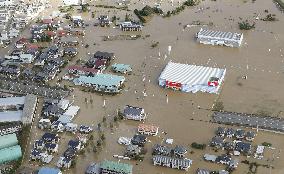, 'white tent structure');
158,61,226,94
